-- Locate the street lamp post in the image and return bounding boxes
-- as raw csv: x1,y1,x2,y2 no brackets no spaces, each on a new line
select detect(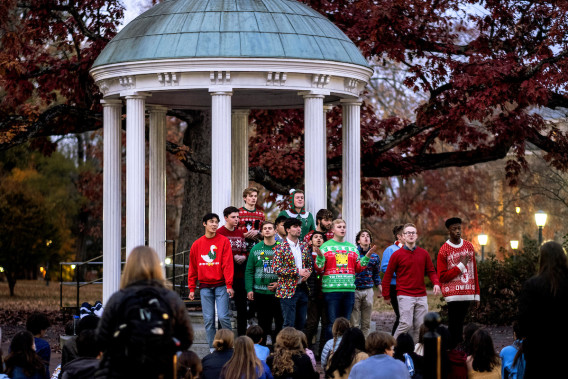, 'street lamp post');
478,234,488,261
534,210,547,246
